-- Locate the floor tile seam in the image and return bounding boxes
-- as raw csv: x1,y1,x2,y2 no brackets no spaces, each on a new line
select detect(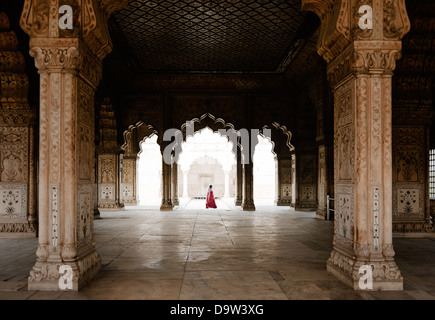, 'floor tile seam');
178,211,199,300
